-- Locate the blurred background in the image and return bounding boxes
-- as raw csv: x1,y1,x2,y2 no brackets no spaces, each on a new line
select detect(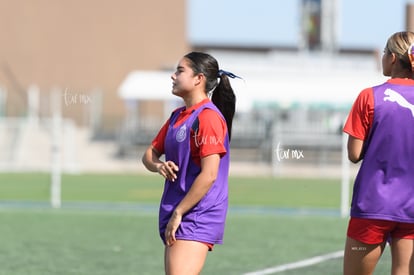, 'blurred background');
0,0,412,177
2,2,410,273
